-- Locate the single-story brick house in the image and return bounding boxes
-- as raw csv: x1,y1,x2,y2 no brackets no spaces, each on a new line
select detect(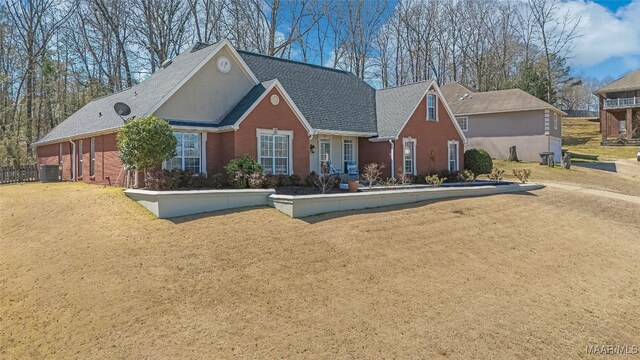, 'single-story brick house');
35,40,466,185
